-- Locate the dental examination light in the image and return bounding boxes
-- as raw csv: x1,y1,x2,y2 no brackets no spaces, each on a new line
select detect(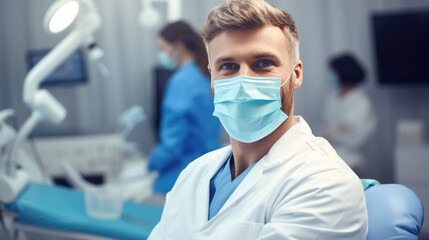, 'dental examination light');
0,0,102,203
139,0,182,28
139,0,161,28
